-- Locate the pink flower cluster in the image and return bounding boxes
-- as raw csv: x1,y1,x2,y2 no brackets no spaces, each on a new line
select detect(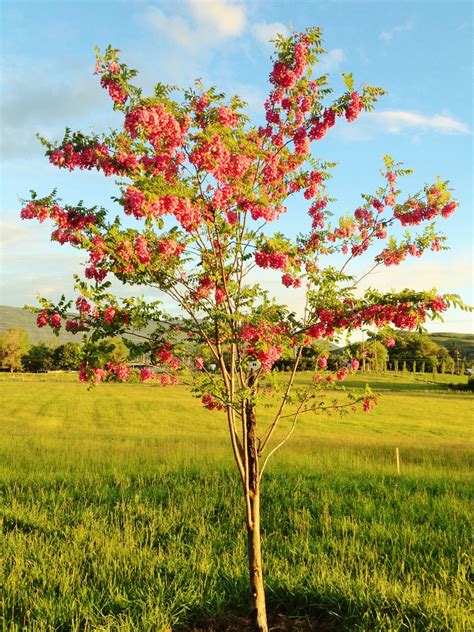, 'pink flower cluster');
107,362,131,382
218,106,239,128
239,321,287,372
36,311,61,330
123,188,201,232
306,298,448,340
281,273,301,288
156,343,181,370
240,199,282,223
158,238,184,259
345,92,363,122
394,195,458,227
309,108,336,142
202,394,223,411
269,39,308,90
255,251,290,270
21,201,97,248
194,357,205,370
135,236,151,265
100,77,127,104
124,105,189,153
